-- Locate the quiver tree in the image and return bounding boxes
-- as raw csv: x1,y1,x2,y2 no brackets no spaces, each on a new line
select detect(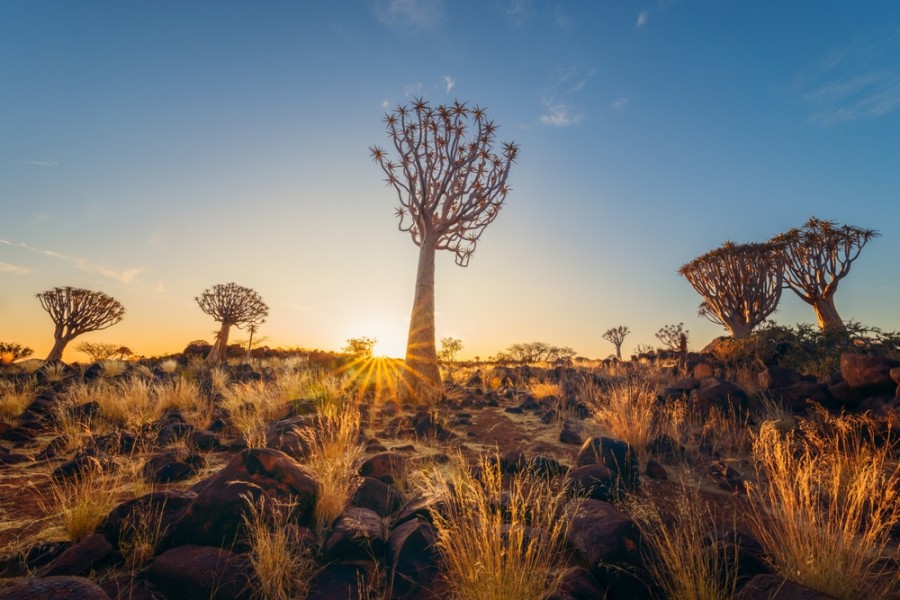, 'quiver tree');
602,326,630,360
771,217,879,333
36,287,125,362
655,323,688,352
370,98,518,400
679,241,783,339
195,283,269,365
